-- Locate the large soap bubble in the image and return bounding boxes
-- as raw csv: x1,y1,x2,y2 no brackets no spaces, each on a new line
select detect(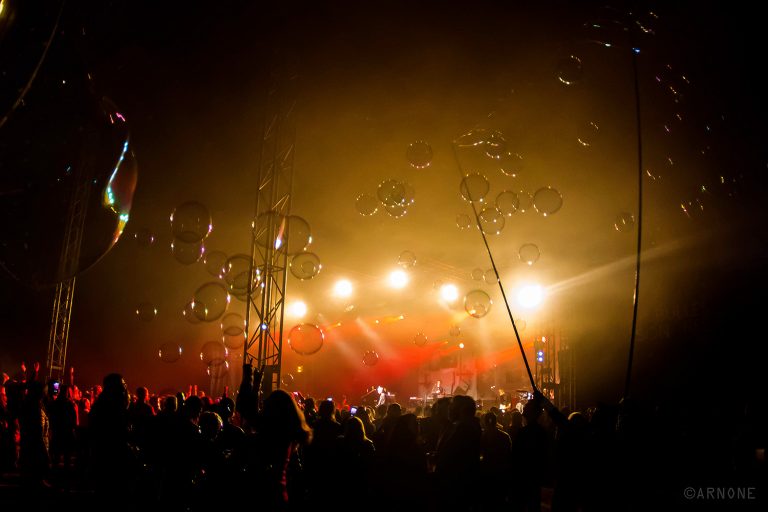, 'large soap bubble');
478,207,505,234
200,340,228,365
355,193,379,216
413,332,428,347
183,301,201,324
158,343,182,363
460,173,490,202
471,268,484,281
557,55,583,85
135,303,158,322
224,254,254,293
362,350,380,367
278,215,311,255
577,121,600,147
449,325,461,337
192,282,230,322
134,228,155,248
484,131,507,159
377,179,407,207
499,152,524,177
533,187,563,216
456,214,472,230
517,191,534,213
171,201,212,243
0,93,138,288
207,360,230,379
614,212,635,232
406,141,433,169
483,269,497,285
464,290,492,318
288,323,324,356
398,250,416,268
223,332,245,350
171,239,204,265
496,191,519,216
290,252,322,280
221,312,245,336
204,250,228,278
518,244,540,265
